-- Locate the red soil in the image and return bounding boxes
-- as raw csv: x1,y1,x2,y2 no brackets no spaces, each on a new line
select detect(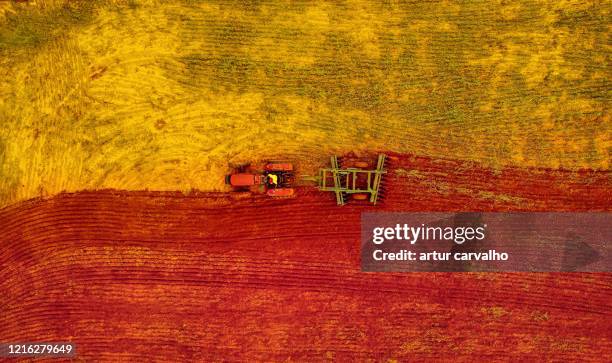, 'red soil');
0,154,610,361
